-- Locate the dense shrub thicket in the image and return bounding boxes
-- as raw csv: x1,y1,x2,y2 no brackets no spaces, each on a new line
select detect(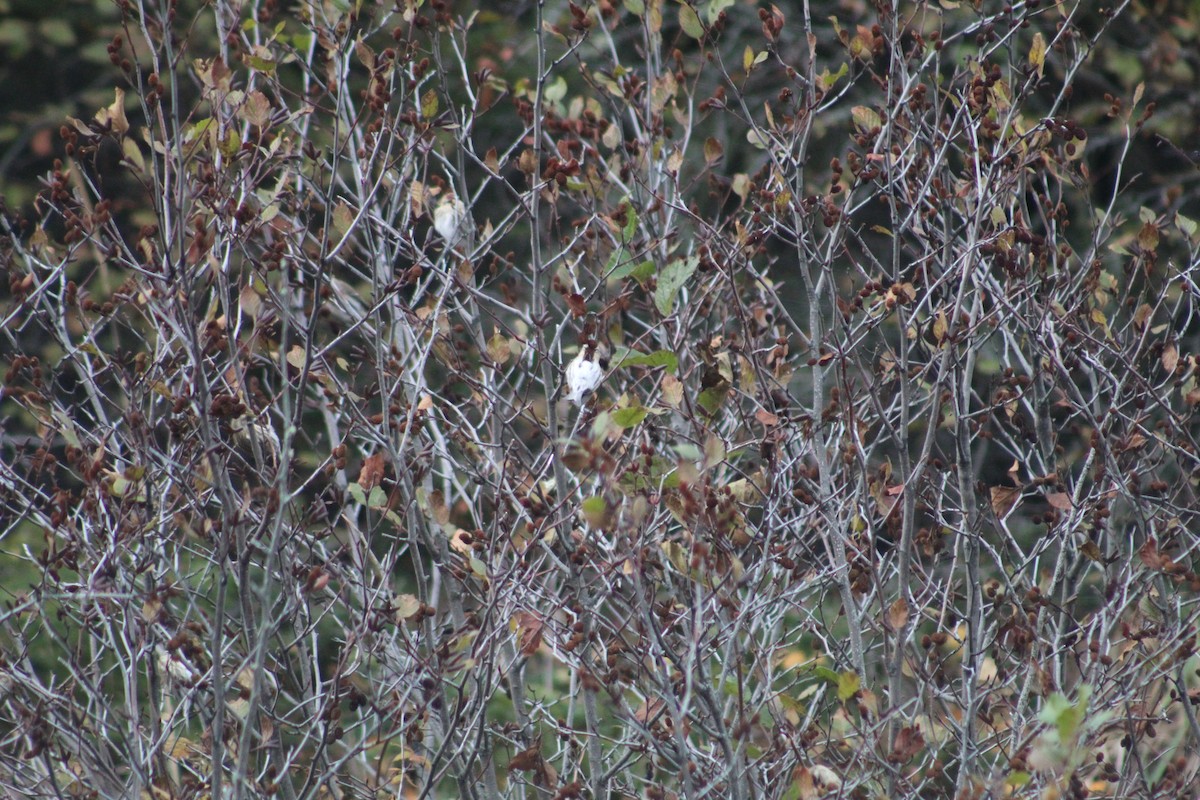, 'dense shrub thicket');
3,0,1200,797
